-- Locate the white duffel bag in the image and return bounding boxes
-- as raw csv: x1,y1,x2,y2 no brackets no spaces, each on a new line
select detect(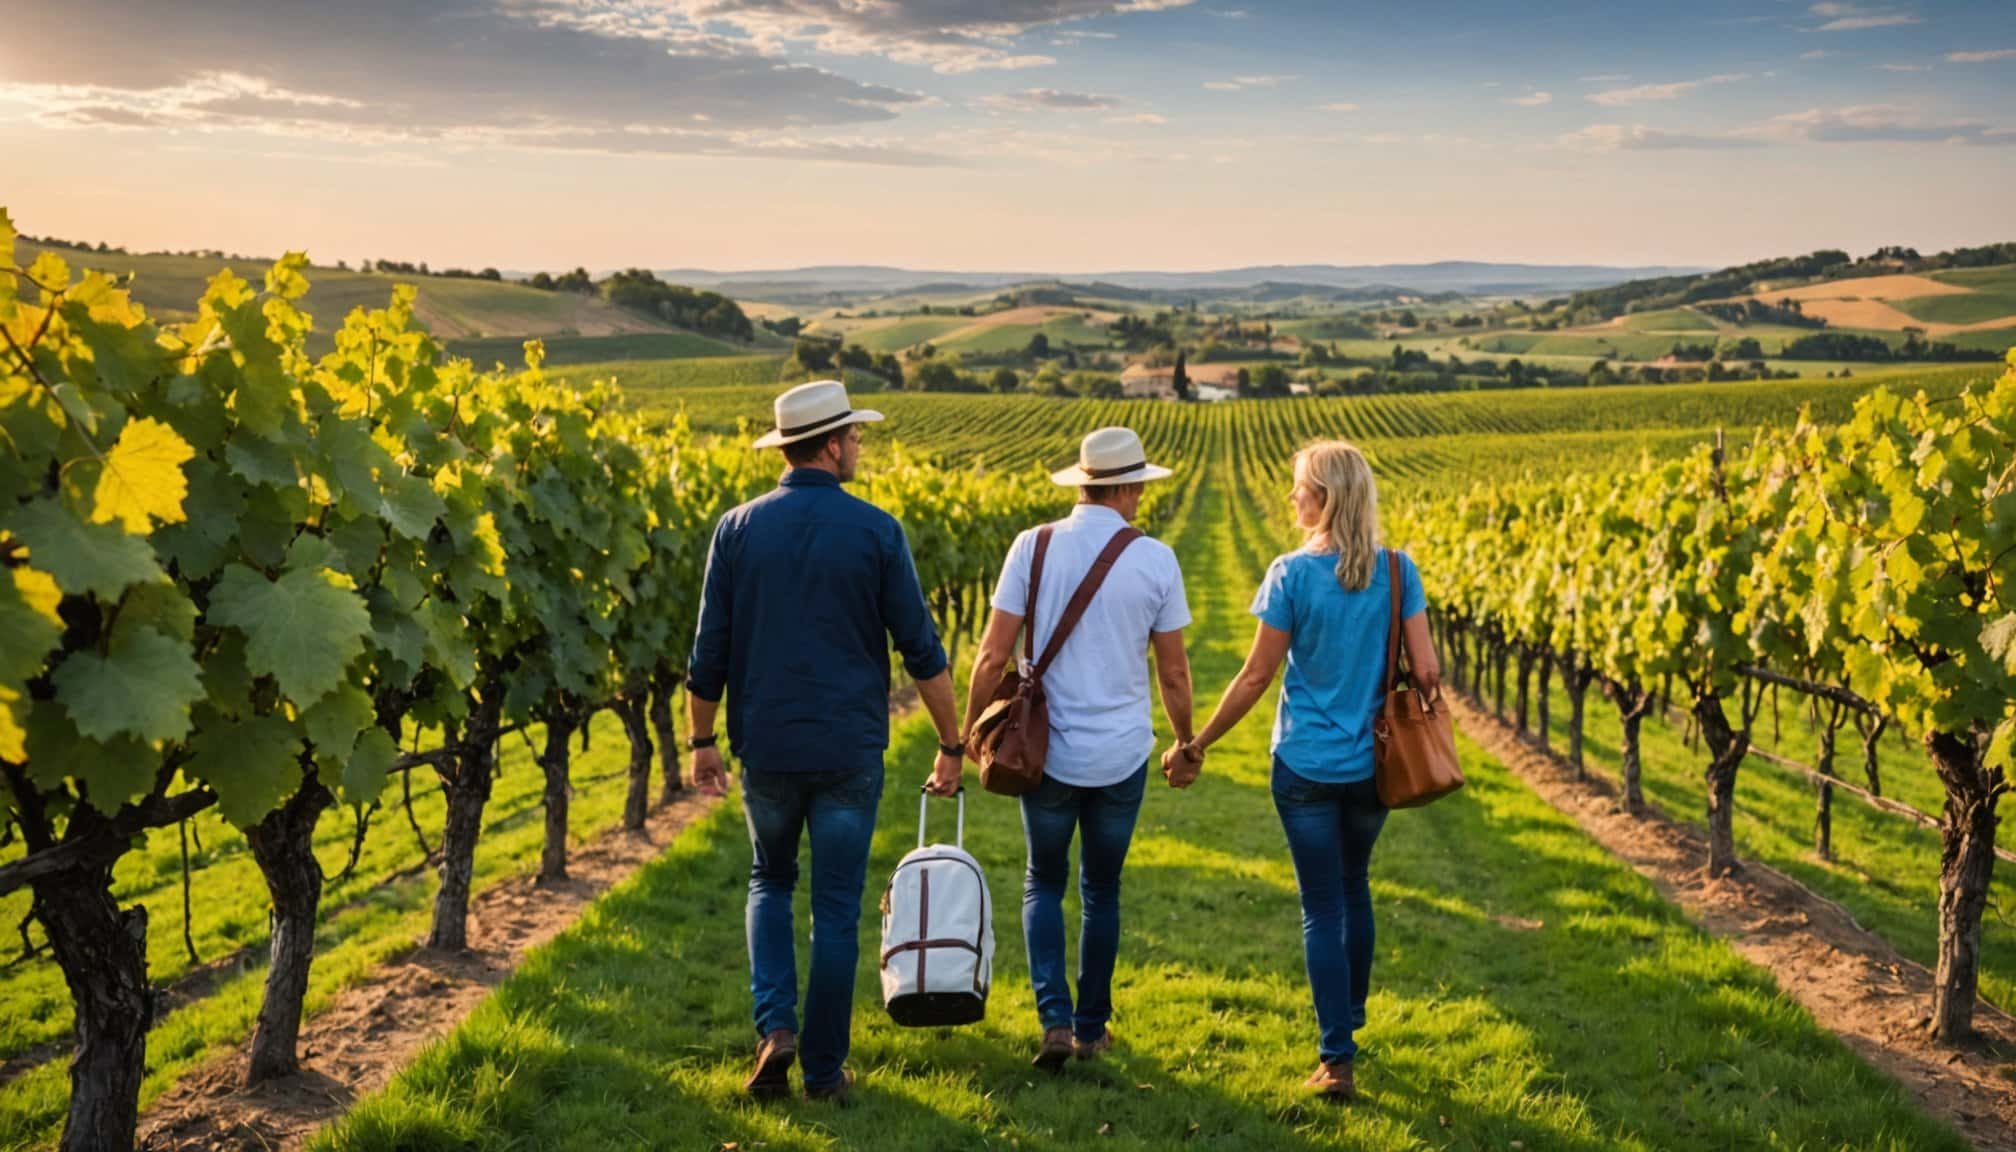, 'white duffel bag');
880,787,993,1027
